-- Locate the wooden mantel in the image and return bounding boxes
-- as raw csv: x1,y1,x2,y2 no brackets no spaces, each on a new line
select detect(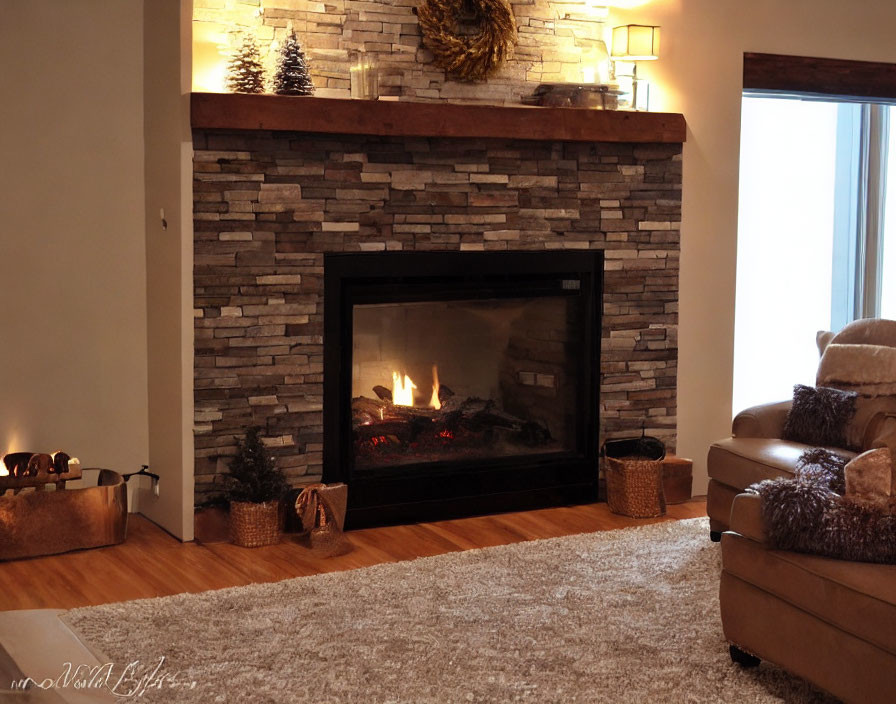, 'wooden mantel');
191,93,686,144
